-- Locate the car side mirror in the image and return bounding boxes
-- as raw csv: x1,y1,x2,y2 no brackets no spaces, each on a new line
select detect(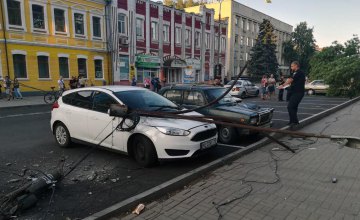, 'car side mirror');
109,104,129,117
